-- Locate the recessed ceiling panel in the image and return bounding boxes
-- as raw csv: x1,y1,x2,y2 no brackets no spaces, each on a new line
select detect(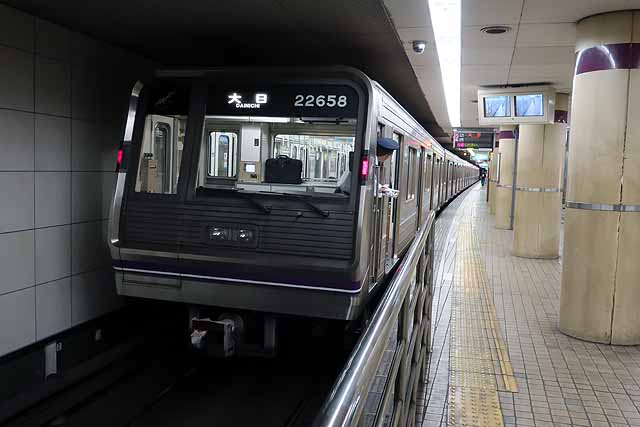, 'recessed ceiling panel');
511,46,575,66
516,23,576,47
508,64,575,87
462,47,514,65
462,65,510,86
462,0,524,26
522,0,640,24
